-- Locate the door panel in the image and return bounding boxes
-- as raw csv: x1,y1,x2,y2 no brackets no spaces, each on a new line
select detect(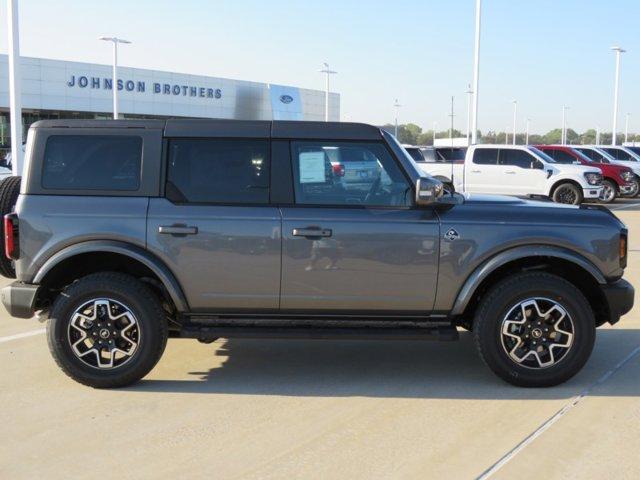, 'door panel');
280,207,439,312
147,199,281,311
